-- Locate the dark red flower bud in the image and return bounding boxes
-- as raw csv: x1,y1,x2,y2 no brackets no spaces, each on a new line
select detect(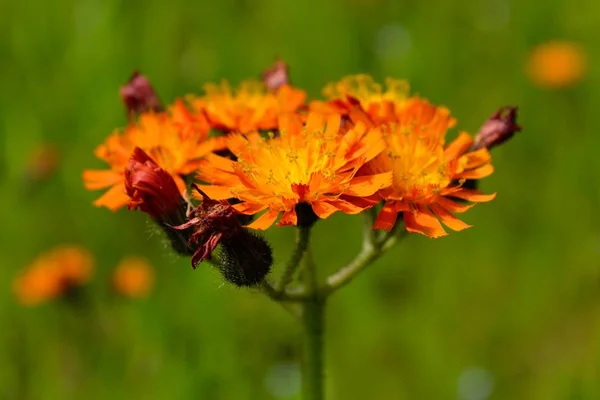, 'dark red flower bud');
125,148,185,221
124,148,192,255
173,187,243,267
173,186,272,286
262,60,290,92
471,106,521,151
120,71,163,120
